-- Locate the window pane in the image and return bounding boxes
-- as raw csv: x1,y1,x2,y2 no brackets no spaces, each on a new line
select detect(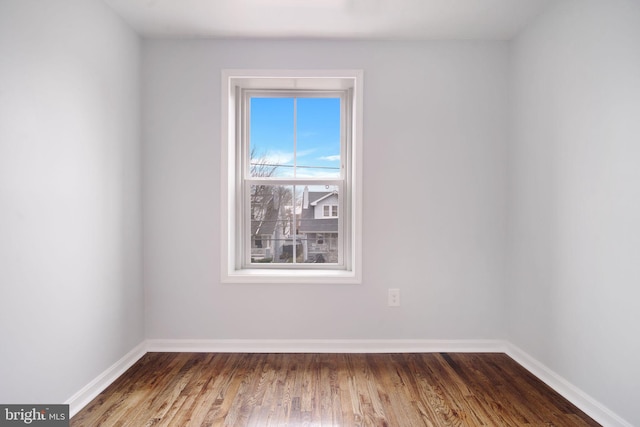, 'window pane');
250,183,340,264
250,97,341,179
296,98,341,178
250,98,294,178
299,185,340,263
250,184,301,264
